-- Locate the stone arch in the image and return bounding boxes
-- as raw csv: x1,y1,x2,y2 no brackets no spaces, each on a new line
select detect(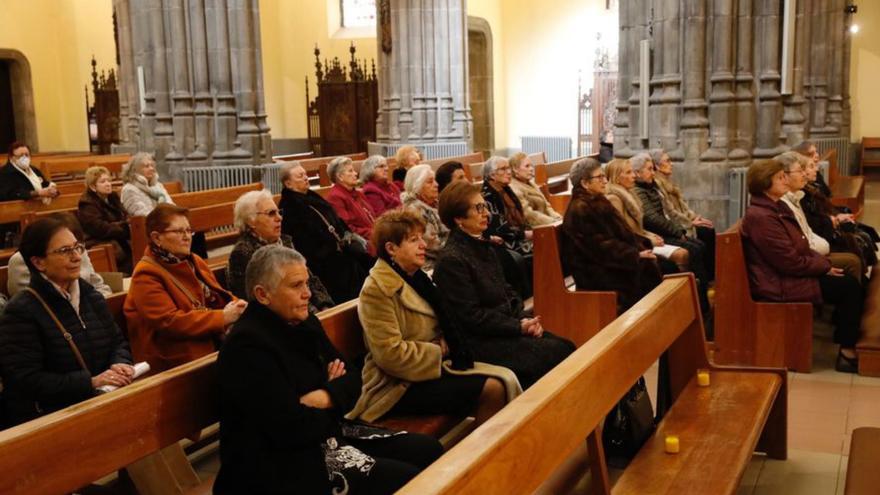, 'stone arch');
0,49,38,150
467,16,494,155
